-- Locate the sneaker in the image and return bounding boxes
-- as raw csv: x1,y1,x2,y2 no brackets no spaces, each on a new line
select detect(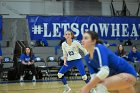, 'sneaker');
20,76,24,82
32,75,36,82
90,88,96,93
63,84,71,93
137,73,139,77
